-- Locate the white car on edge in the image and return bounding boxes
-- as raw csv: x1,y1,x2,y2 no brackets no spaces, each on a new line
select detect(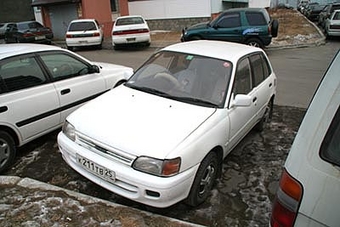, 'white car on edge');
58,40,277,208
0,44,133,173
